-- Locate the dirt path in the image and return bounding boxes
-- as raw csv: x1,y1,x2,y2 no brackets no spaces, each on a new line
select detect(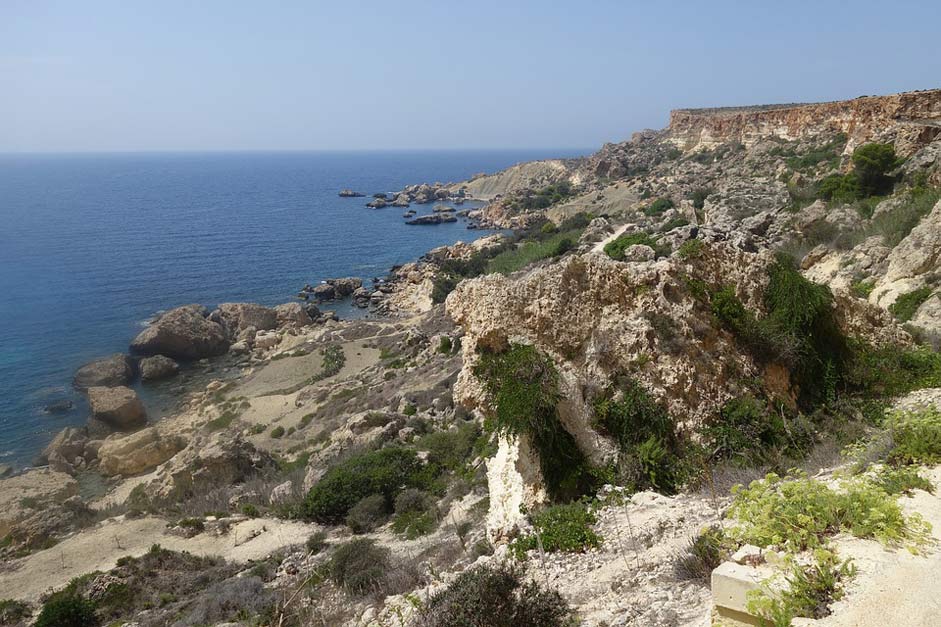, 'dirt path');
0,515,318,602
